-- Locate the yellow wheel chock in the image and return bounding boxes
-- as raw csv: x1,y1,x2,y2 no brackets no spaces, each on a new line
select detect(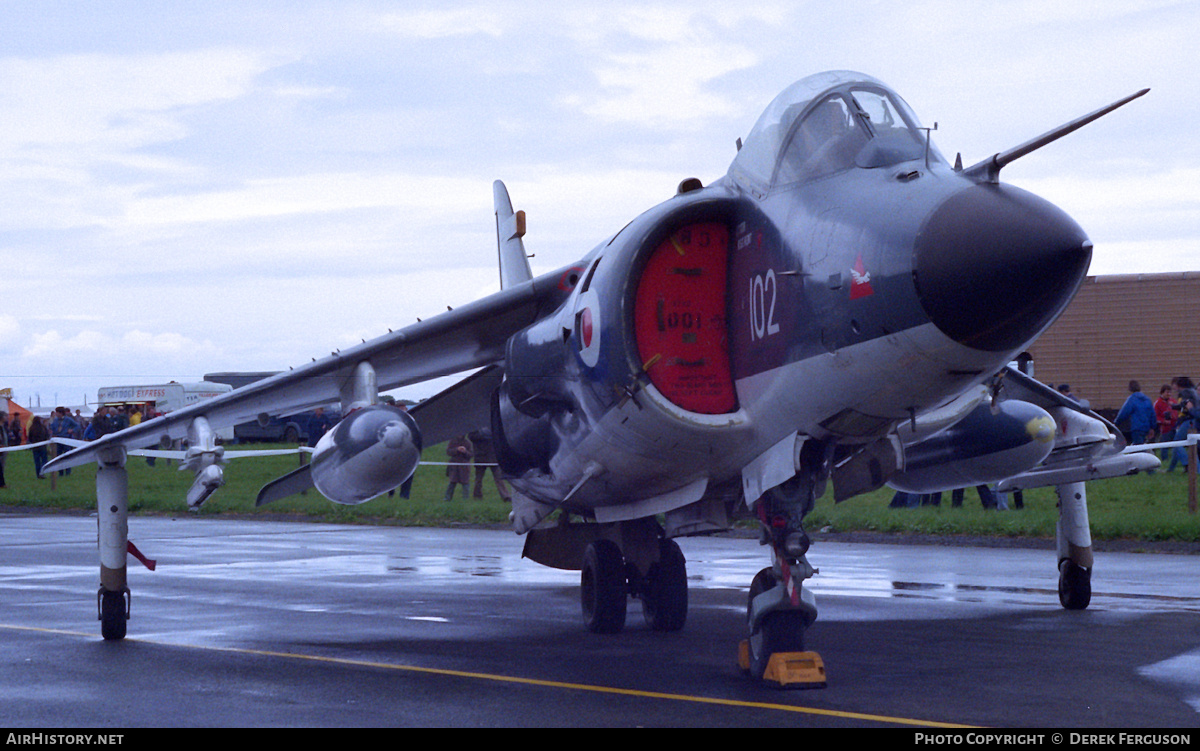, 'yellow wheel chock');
739,640,827,689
